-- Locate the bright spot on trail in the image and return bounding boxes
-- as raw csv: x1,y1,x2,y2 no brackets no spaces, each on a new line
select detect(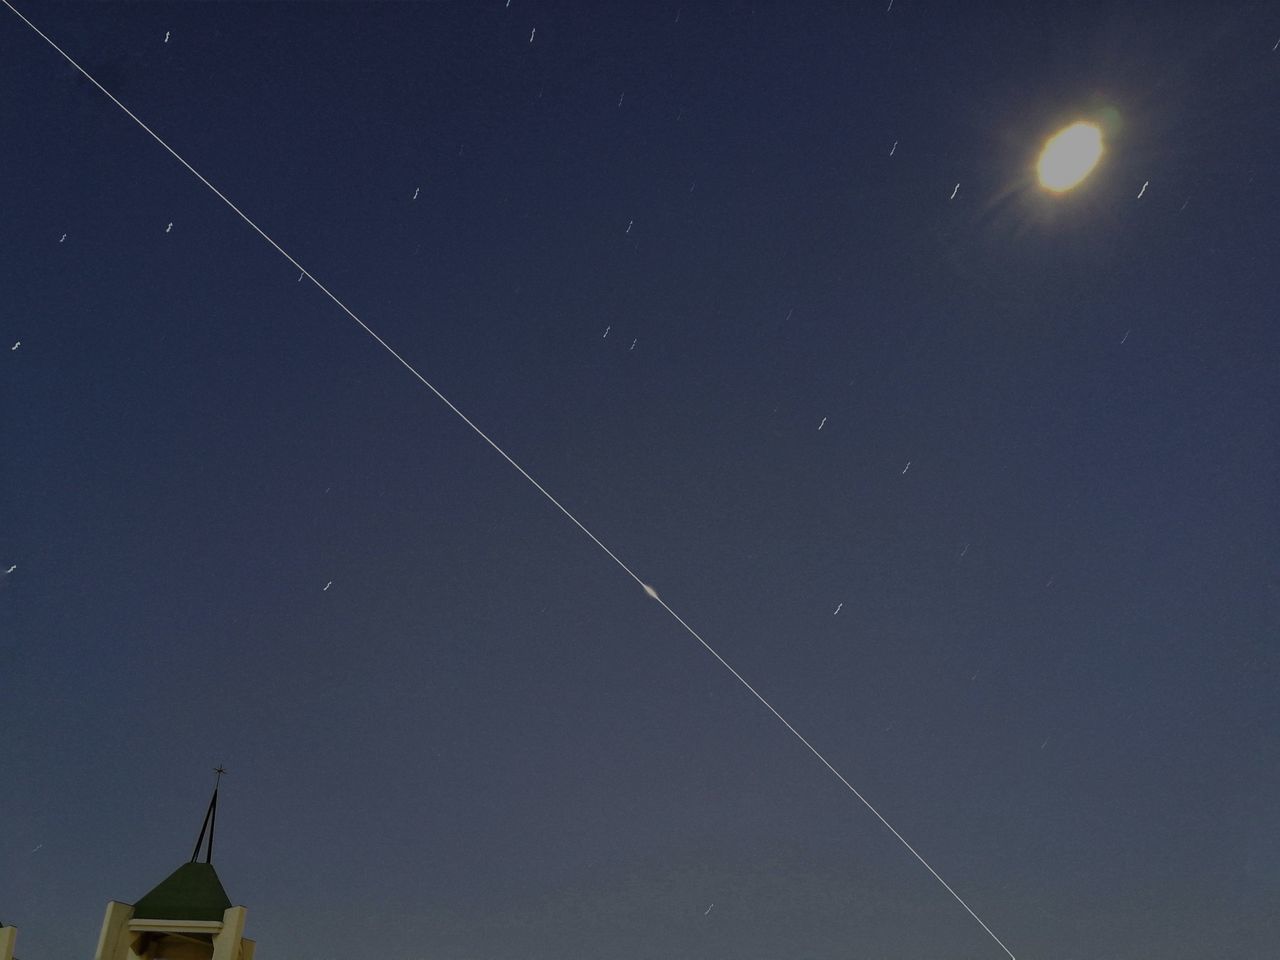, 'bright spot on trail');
643,583,660,600
1037,121,1103,192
